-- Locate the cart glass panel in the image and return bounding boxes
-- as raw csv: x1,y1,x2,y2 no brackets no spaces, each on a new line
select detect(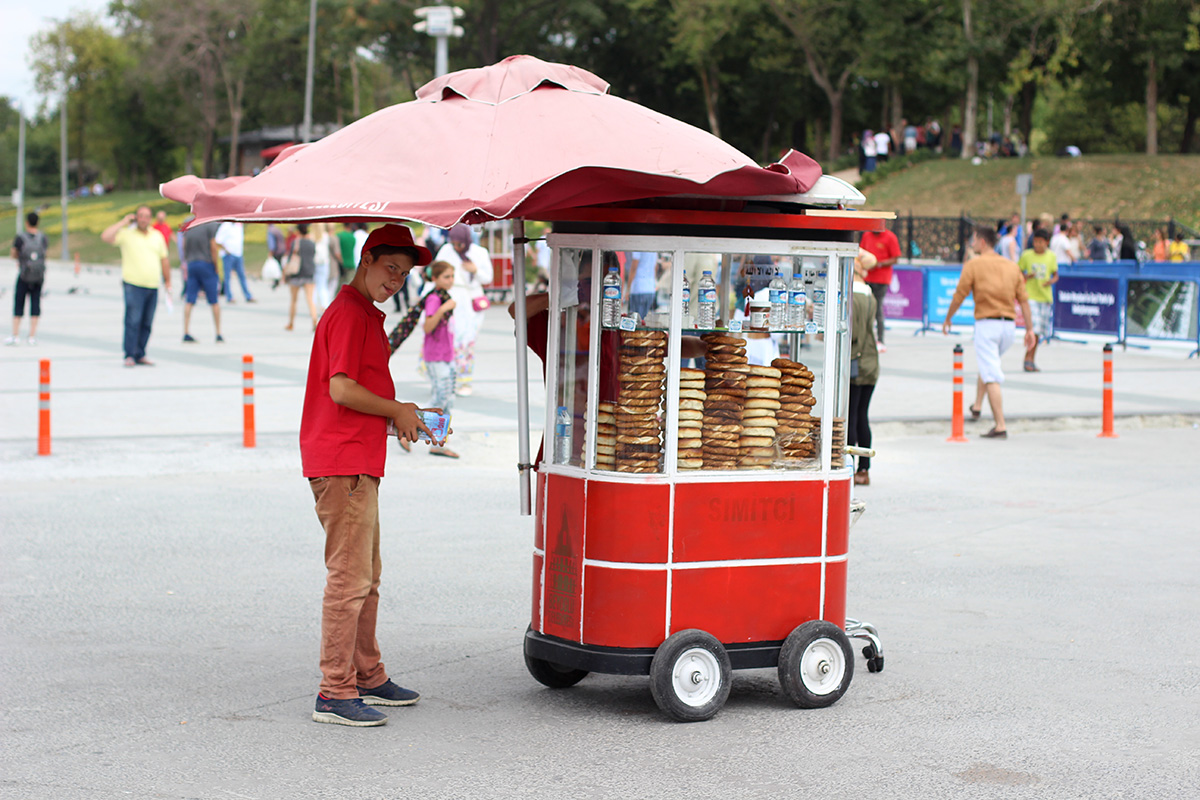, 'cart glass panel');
593,249,673,473
547,235,855,476
550,247,593,468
